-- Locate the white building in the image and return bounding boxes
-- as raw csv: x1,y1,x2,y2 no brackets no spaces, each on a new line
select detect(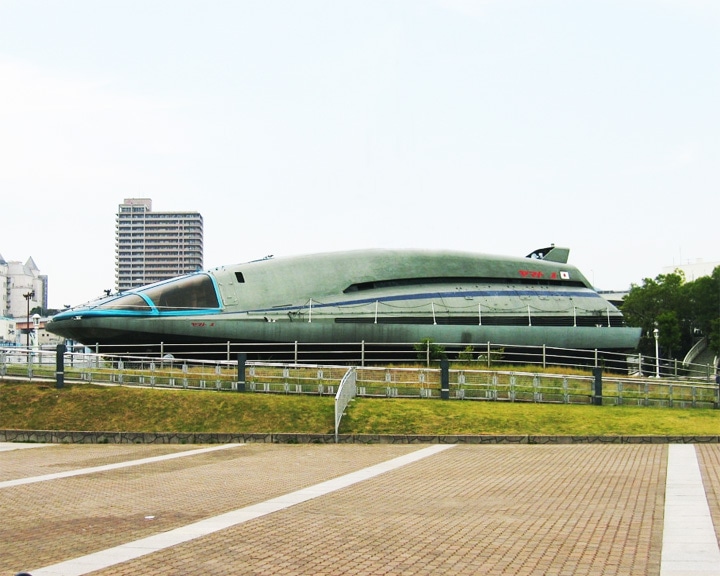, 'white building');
662,259,720,282
0,254,7,317
0,316,17,345
115,198,204,292
0,253,47,319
